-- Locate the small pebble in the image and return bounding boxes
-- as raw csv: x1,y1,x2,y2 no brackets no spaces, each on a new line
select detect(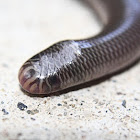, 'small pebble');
17,102,27,111
122,100,126,108
31,117,36,121
26,110,32,114
134,98,139,101
44,100,47,104
117,92,126,95
70,98,73,101
1,101,4,104
27,109,39,115
71,104,75,108
2,109,9,115
57,114,62,117
117,92,123,95
63,101,67,104
64,112,67,116
57,103,62,106
17,133,22,137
